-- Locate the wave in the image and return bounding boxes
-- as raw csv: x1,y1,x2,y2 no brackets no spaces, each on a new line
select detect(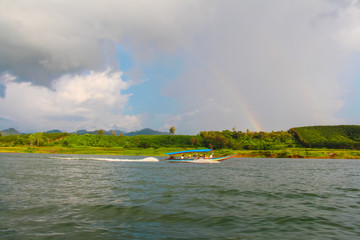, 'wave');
50,156,159,162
